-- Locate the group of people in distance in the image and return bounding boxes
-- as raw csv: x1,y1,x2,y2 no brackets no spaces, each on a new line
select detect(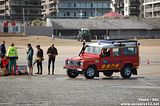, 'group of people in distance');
0,41,58,75
0,41,18,75
27,43,58,75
